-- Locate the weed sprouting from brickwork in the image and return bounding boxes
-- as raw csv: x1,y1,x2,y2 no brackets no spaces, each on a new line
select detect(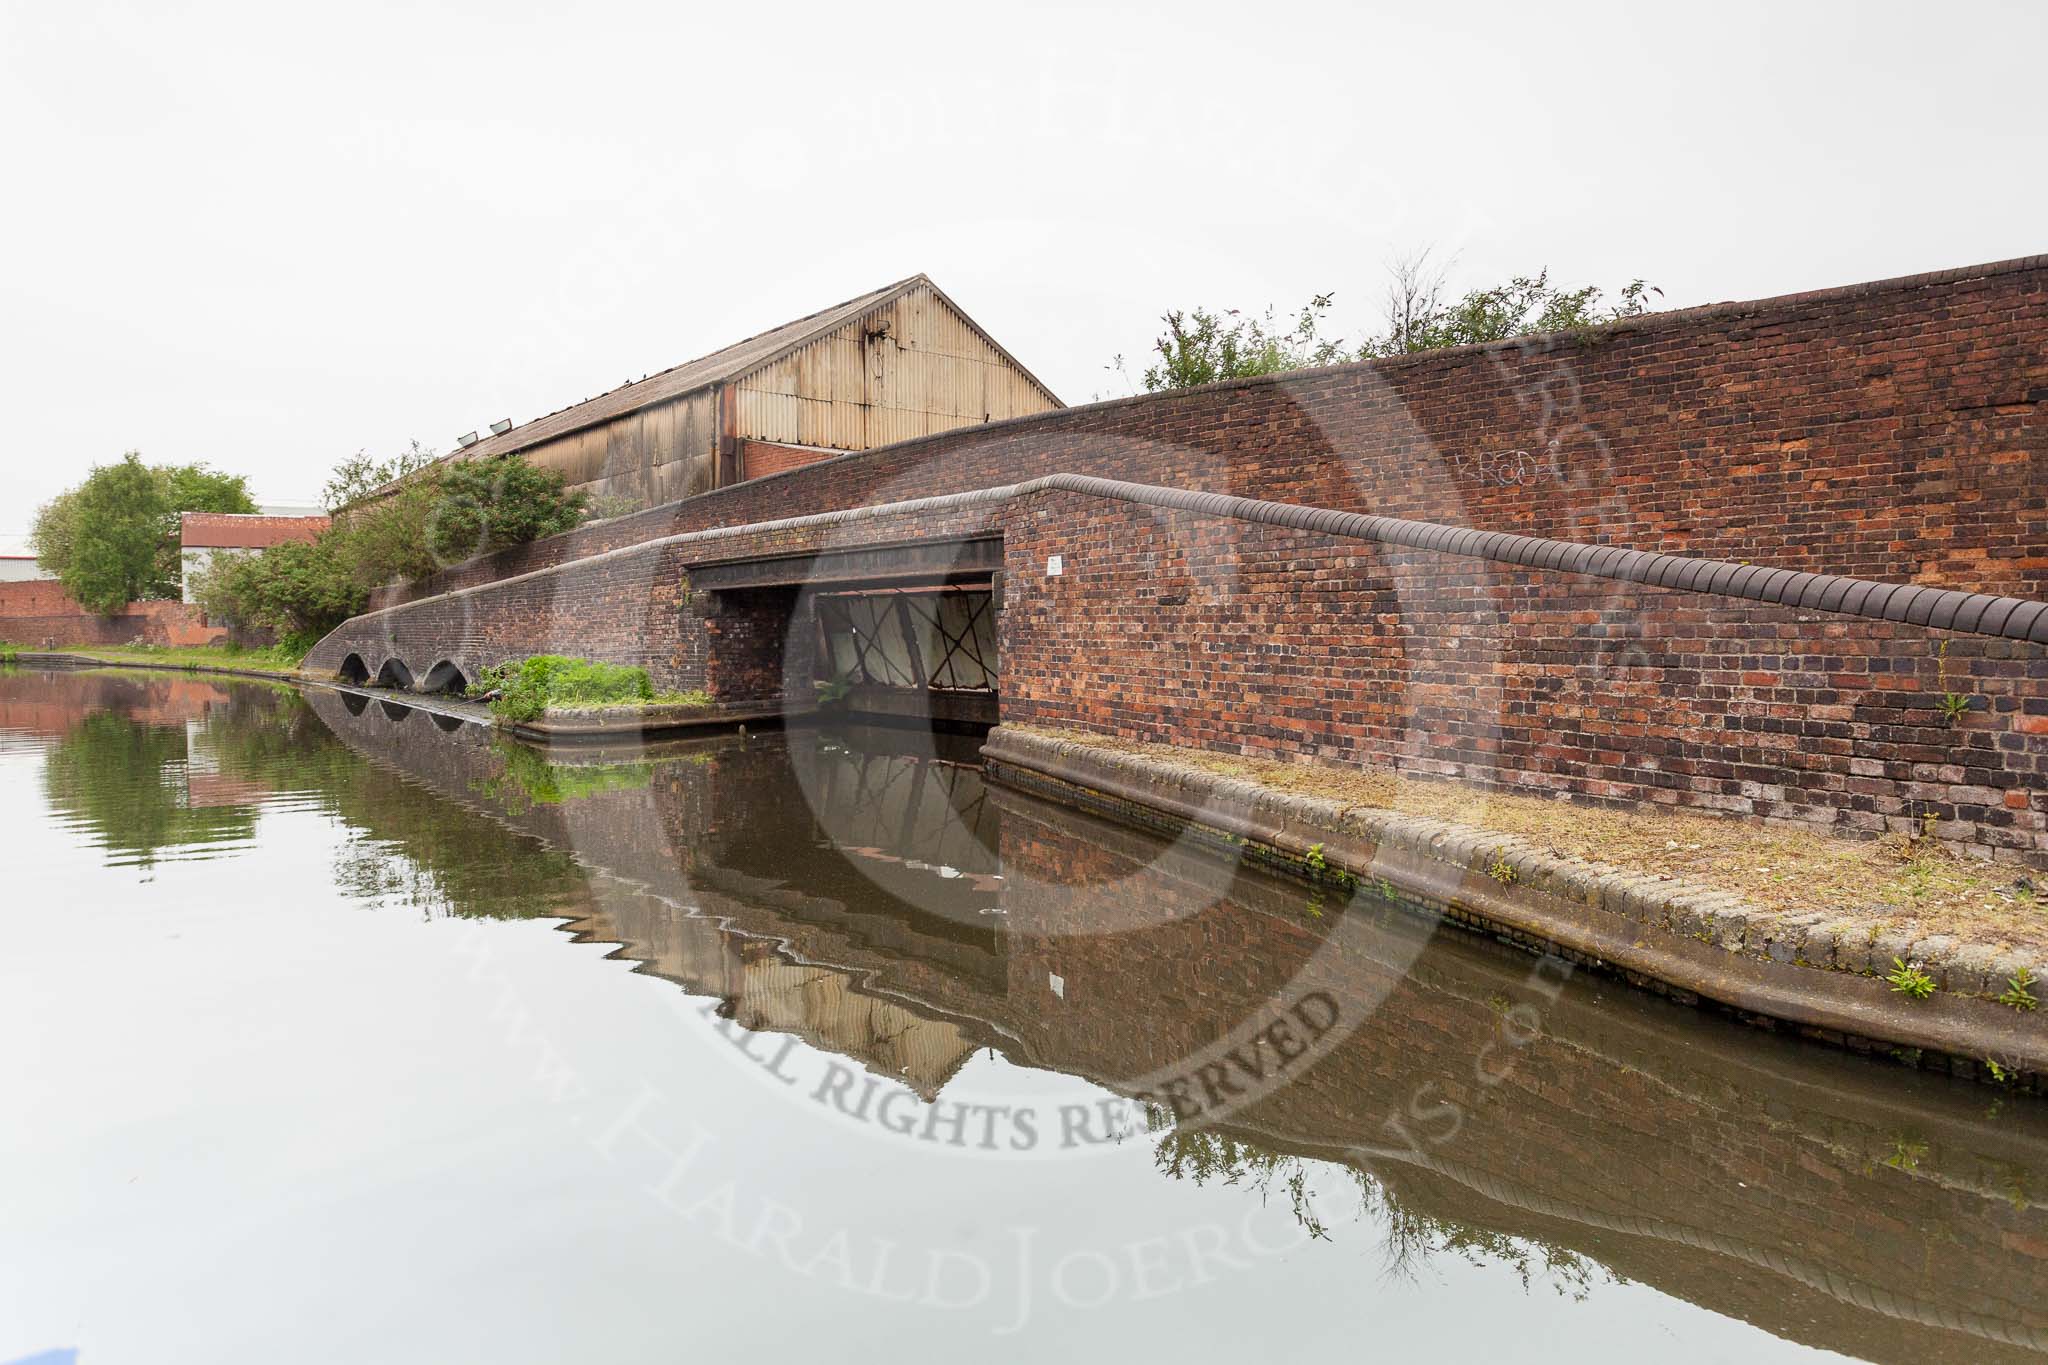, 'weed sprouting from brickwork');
1488,851,1518,886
